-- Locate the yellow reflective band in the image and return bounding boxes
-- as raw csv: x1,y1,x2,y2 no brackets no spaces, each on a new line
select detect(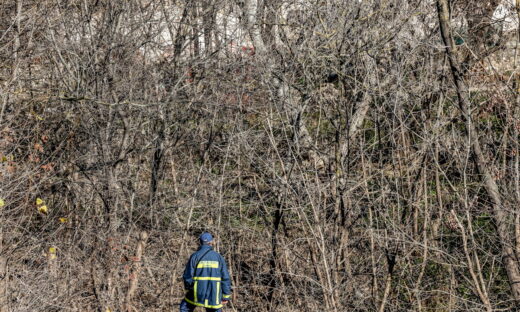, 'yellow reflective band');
216,282,220,305
197,261,219,268
184,297,223,309
194,281,198,303
223,294,231,298
205,299,208,307
193,277,221,281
